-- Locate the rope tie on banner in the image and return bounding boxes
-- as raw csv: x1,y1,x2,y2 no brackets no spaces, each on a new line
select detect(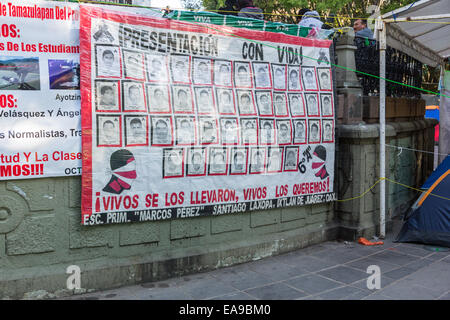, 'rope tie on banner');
385,144,450,157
